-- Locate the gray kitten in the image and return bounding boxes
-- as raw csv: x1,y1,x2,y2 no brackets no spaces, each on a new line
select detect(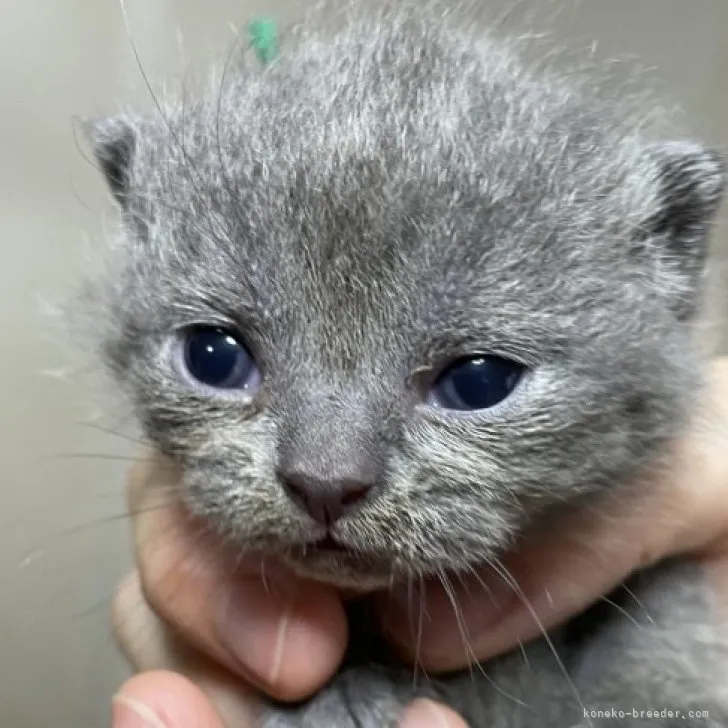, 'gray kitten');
83,3,726,727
